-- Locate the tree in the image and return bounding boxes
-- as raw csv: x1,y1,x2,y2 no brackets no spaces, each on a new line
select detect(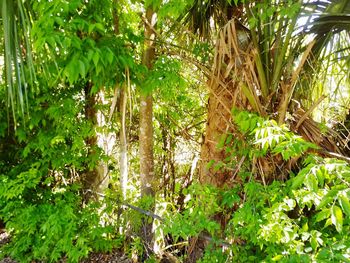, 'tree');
1,0,350,262
177,0,350,260
181,0,350,185
139,4,157,257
